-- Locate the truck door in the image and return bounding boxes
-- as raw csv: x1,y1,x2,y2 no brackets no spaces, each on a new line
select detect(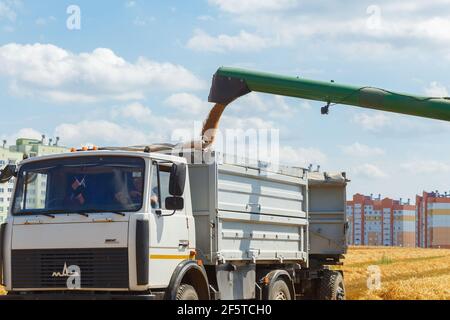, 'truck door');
148,161,191,287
